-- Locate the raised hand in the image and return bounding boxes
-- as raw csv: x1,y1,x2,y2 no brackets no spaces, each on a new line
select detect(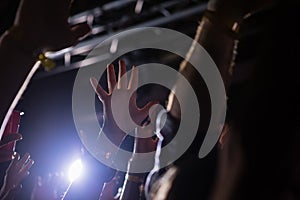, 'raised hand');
0,153,34,199
31,173,69,200
90,60,157,147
